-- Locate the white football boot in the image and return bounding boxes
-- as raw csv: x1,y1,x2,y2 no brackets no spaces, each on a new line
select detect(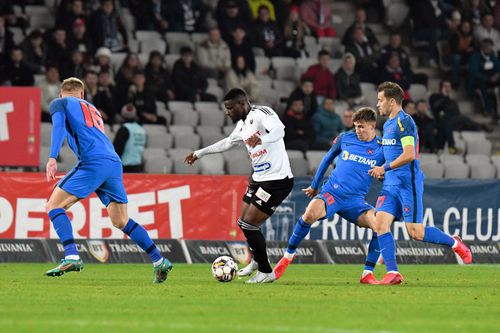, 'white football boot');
245,271,276,284
237,259,258,277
